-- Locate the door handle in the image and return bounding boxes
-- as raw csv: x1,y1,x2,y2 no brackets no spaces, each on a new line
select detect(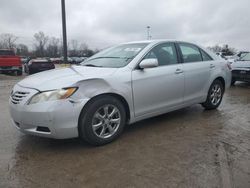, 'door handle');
210,64,215,68
175,69,183,74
